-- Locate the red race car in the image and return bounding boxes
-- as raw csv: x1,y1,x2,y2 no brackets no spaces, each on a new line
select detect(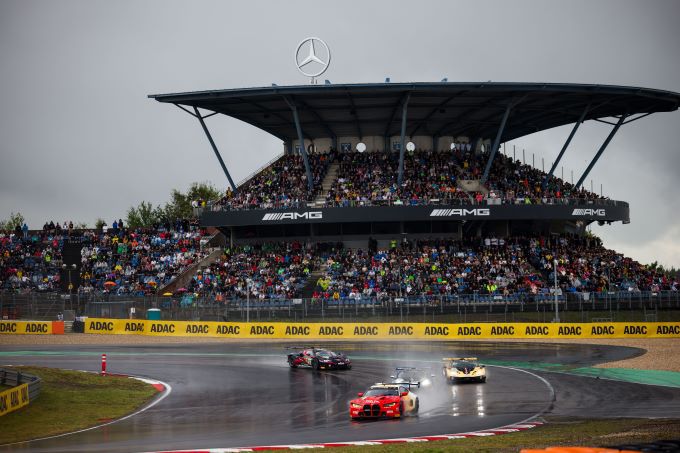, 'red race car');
349,383,419,420
286,346,352,370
